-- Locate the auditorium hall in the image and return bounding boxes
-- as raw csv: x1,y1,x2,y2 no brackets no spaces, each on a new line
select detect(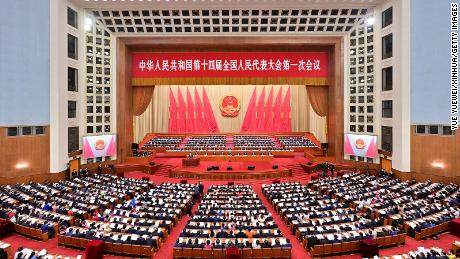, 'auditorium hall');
0,0,459,258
